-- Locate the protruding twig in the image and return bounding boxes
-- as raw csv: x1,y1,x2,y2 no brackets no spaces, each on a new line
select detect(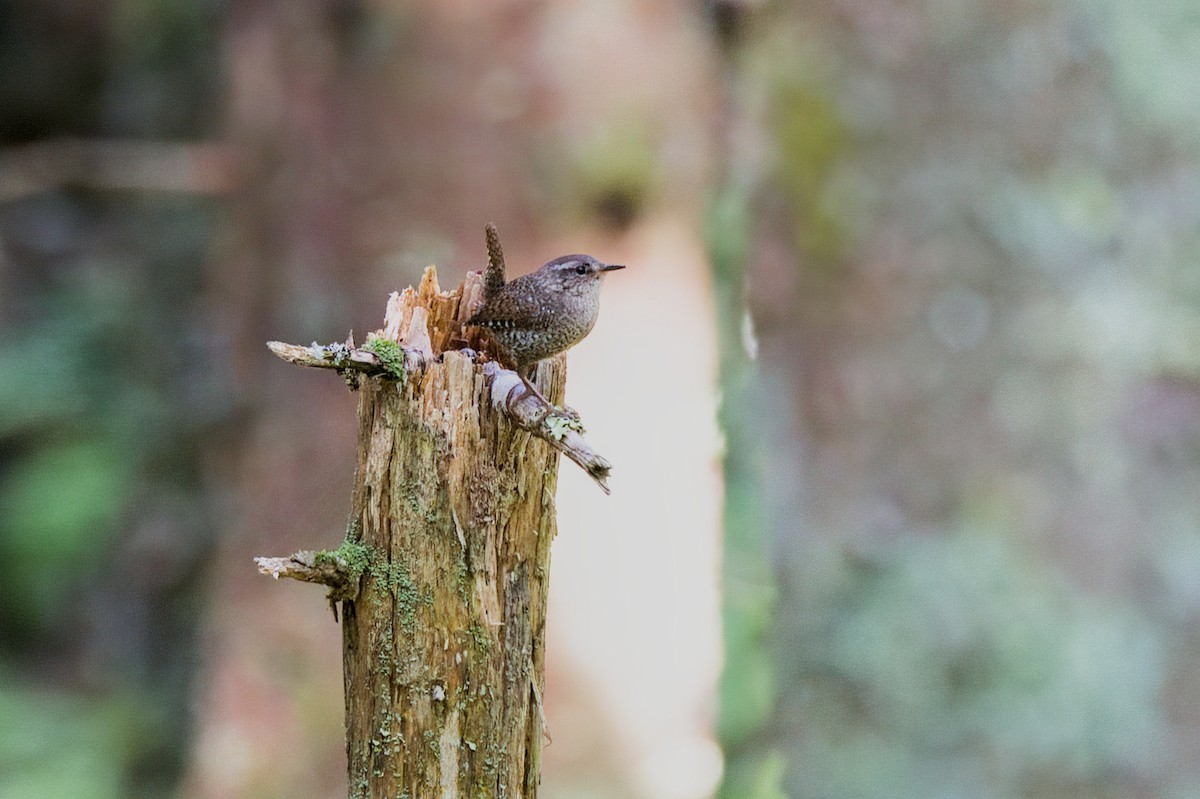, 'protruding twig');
483,362,612,493
254,550,360,600
268,340,379,372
